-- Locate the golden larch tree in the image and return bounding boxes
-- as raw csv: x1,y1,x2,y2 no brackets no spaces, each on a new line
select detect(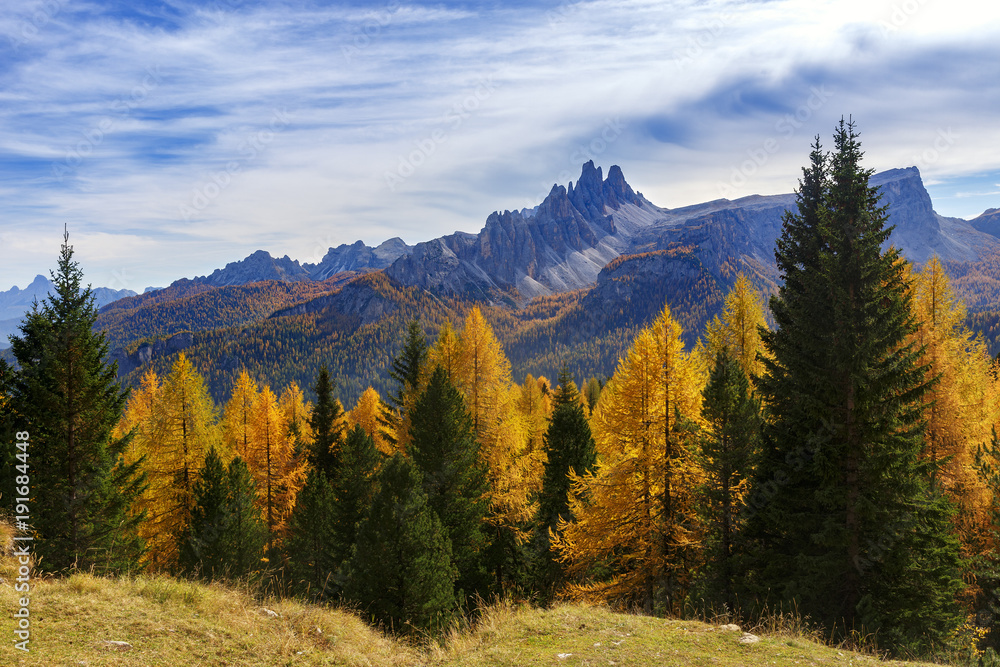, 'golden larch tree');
278,381,313,452
911,257,996,551
224,369,259,462
554,302,706,613
116,369,162,567
145,354,219,569
704,273,768,380
248,384,307,552
455,307,540,533
351,386,394,455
